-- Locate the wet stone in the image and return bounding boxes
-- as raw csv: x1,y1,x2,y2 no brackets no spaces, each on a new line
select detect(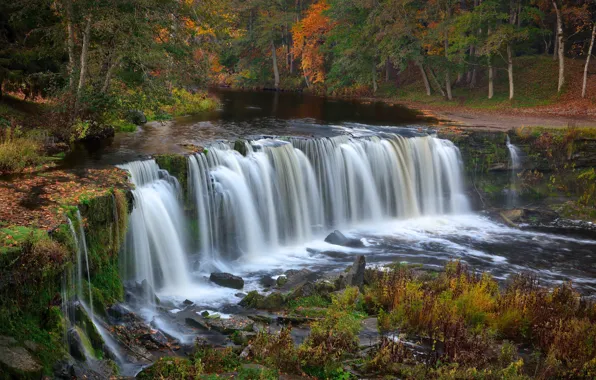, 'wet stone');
210,272,245,289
